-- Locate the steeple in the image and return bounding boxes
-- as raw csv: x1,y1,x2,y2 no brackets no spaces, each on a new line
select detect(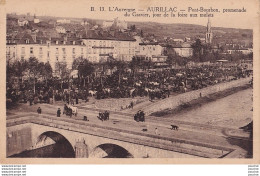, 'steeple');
207,16,211,33
205,16,213,44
